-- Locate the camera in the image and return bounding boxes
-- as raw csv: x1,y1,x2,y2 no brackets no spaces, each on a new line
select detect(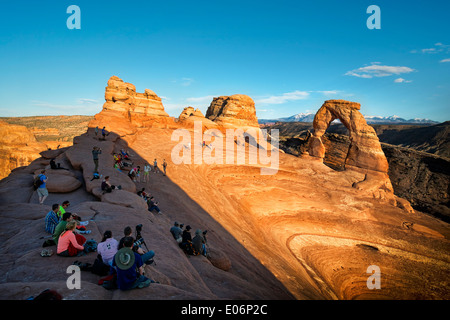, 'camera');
134,237,145,247
203,230,208,235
